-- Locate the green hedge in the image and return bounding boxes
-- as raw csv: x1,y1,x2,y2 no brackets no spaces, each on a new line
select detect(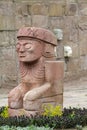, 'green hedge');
0,107,87,129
